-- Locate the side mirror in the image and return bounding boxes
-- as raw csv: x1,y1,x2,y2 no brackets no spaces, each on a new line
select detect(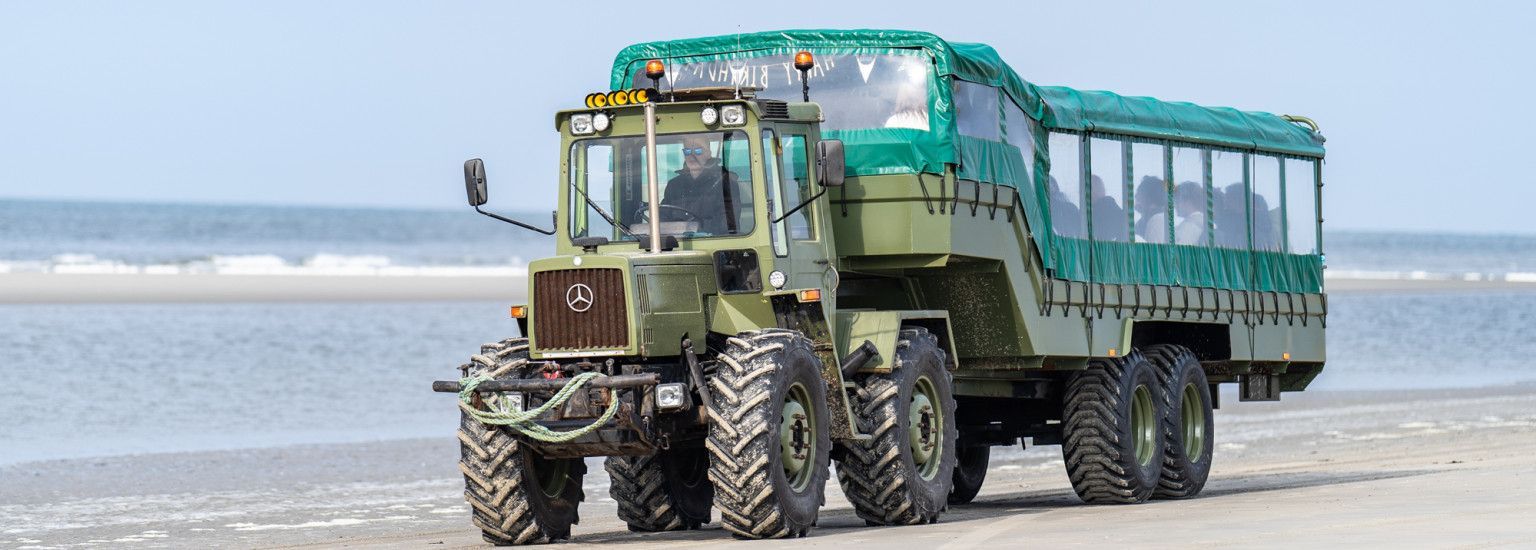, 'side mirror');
815,140,845,187
464,158,488,206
